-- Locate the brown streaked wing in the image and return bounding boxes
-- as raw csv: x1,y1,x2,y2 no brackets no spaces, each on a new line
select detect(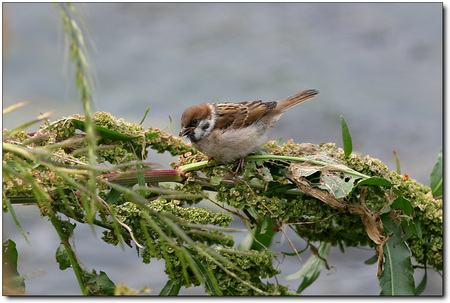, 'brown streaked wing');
240,101,277,128
213,103,242,129
213,100,276,129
